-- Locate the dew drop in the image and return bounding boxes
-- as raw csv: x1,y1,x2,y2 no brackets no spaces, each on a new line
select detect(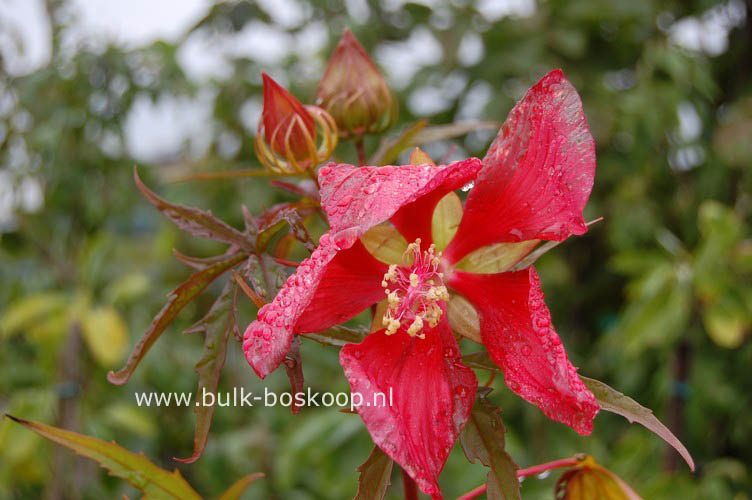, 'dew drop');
521,344,532,357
